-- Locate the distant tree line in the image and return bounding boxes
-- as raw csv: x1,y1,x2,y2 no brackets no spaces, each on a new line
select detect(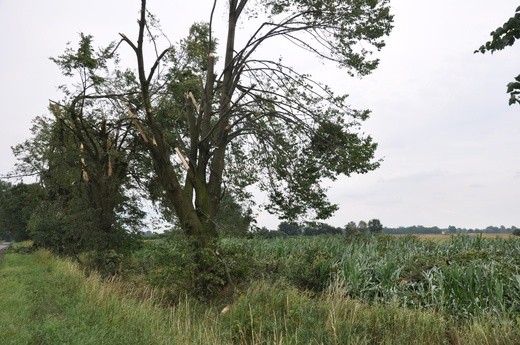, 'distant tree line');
278,221,344,236
251,219,384,238
384,225,518,235
248,220,520,239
